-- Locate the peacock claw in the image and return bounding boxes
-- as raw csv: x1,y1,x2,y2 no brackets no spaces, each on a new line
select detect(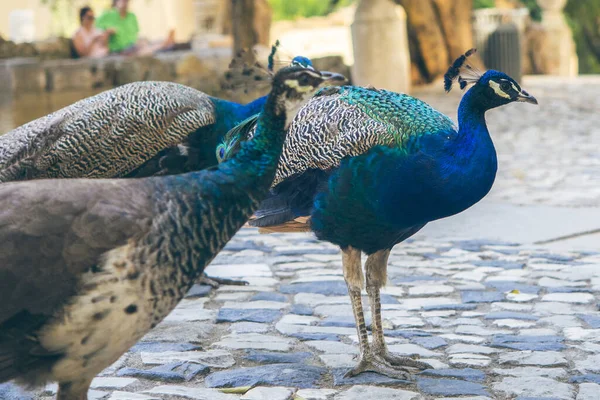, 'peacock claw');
343,353,414,381
378,351,433,370
196,273,249,288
